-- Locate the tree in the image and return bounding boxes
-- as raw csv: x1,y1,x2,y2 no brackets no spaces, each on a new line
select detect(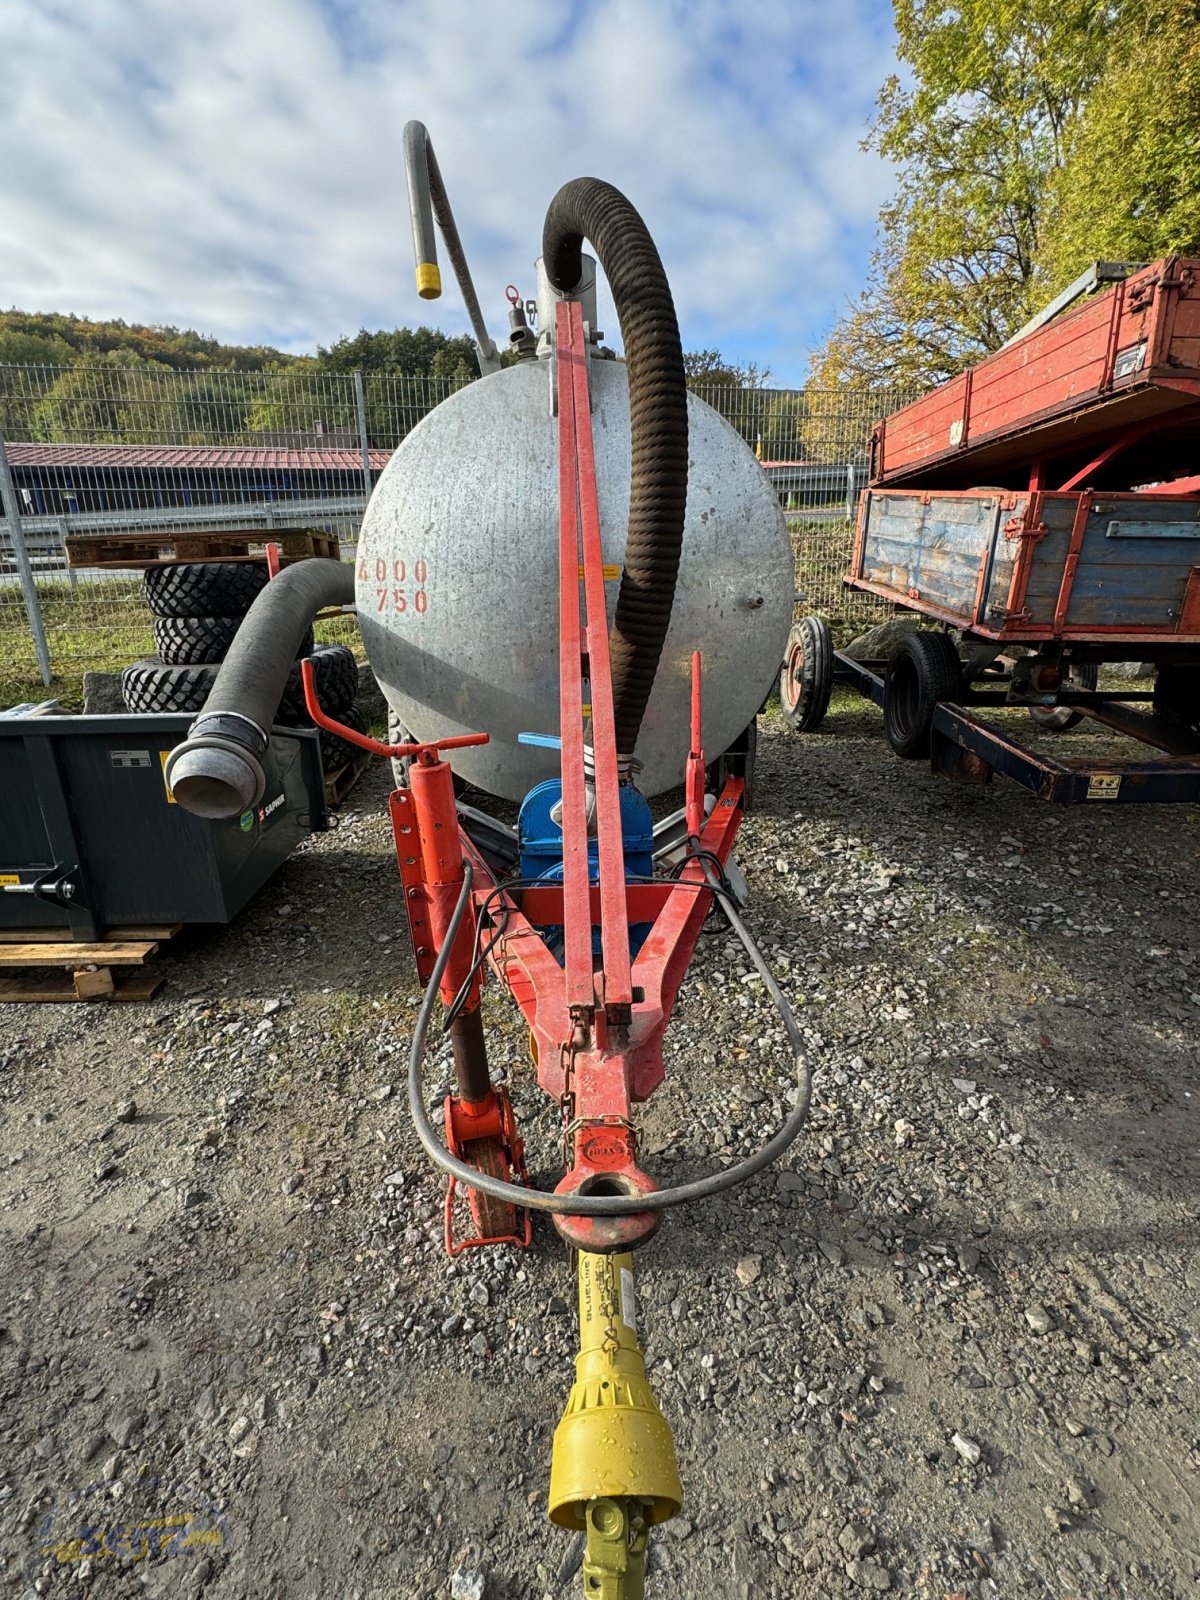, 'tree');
243,360,356,439
810,1,1116,389
29,350,180,442
316,327,479,379
1043,0,1200,289
682,349,771,389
